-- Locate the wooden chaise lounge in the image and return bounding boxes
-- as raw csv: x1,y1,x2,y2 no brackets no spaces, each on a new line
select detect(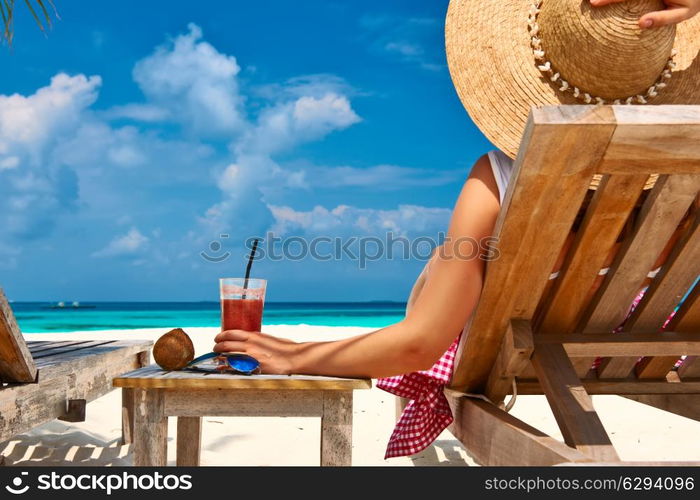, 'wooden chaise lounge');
0,289,151,446
447,105,700,465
